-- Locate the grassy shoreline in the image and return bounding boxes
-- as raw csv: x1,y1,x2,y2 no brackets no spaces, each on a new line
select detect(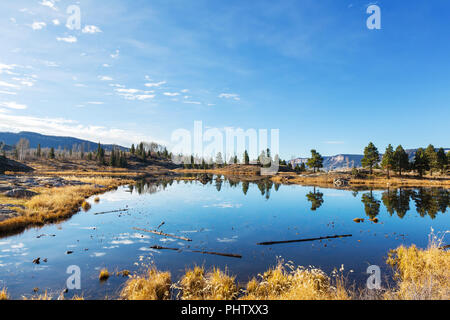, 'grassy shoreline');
0,176,133,237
